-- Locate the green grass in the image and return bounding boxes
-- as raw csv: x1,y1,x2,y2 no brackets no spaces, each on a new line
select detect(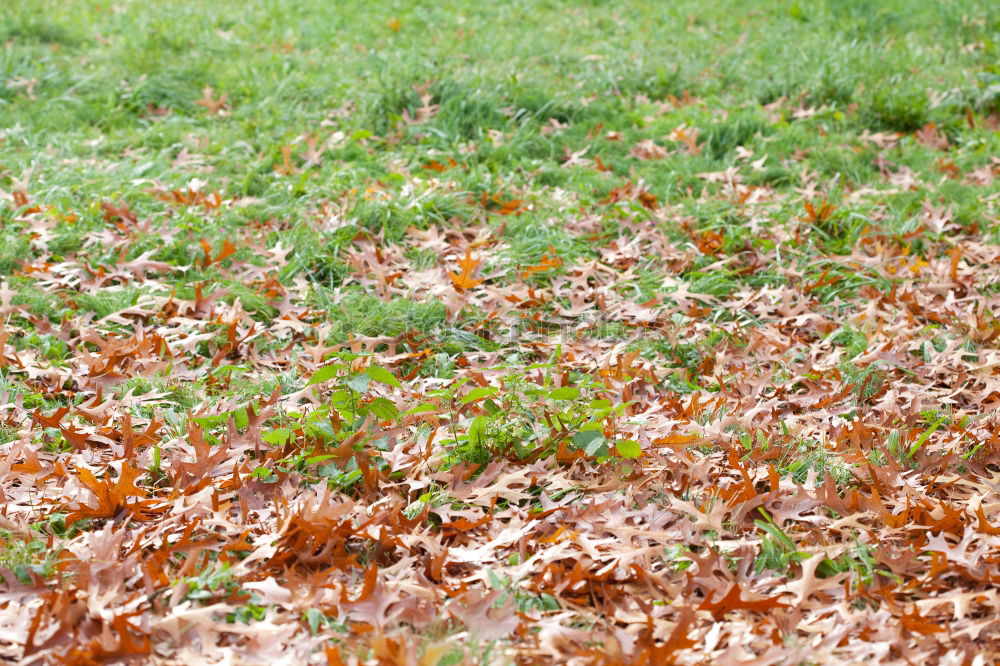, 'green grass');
2,2,996,242
0,530,62,583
